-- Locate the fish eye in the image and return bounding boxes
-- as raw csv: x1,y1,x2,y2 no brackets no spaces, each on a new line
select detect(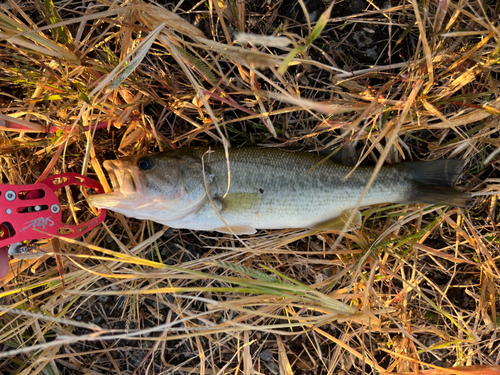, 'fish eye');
137,156,154,170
